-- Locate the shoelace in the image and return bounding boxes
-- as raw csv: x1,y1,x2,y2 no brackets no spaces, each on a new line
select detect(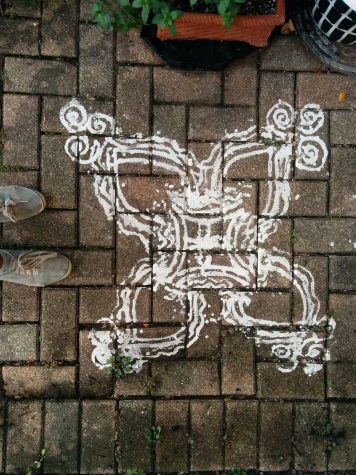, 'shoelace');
15,251,58,276
0,198,18,222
